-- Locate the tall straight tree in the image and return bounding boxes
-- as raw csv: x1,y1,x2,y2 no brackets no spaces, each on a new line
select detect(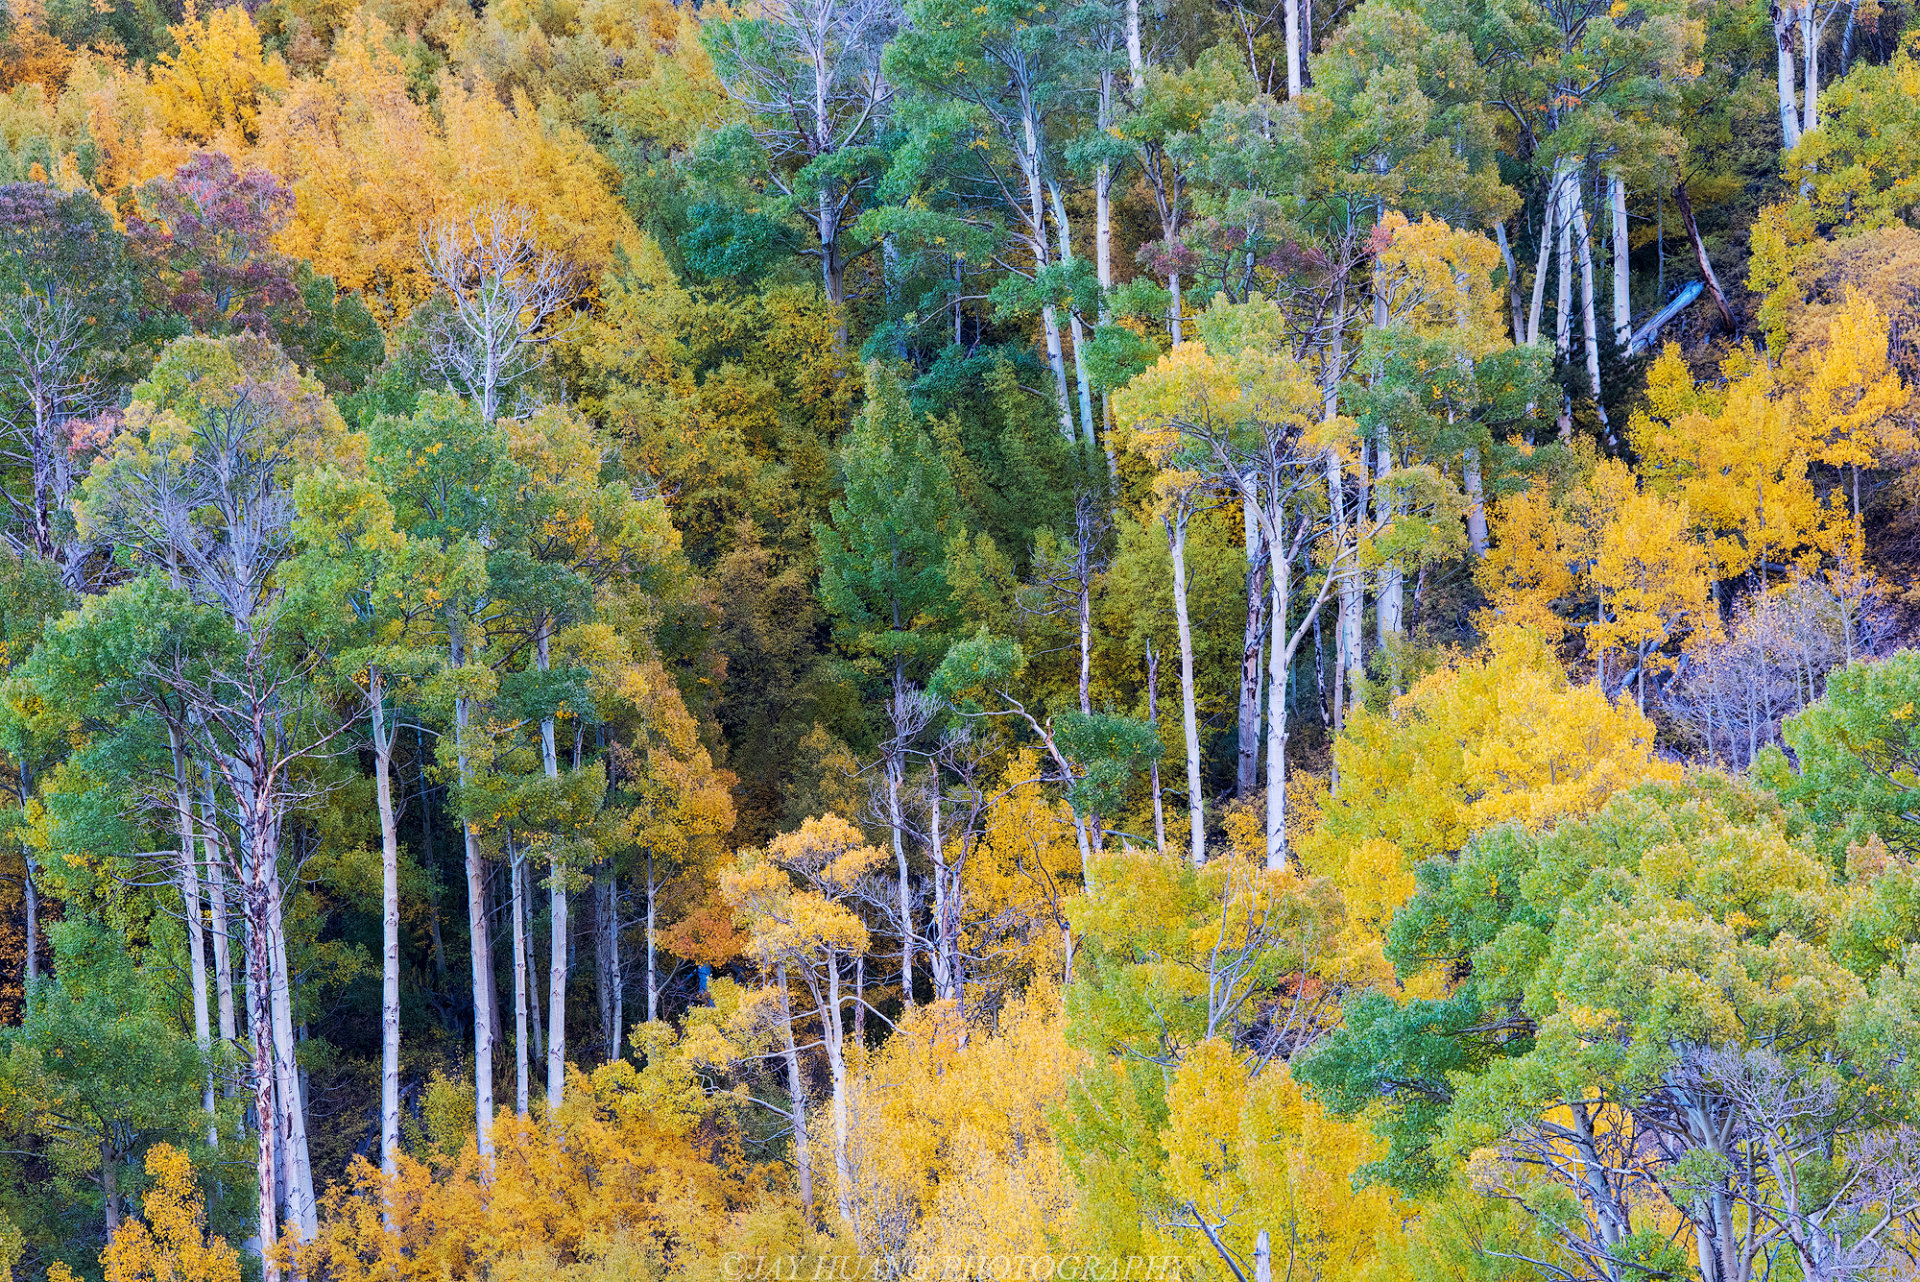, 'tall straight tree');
76,334,360,1258
705,0,897,349
814,363,958,1004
